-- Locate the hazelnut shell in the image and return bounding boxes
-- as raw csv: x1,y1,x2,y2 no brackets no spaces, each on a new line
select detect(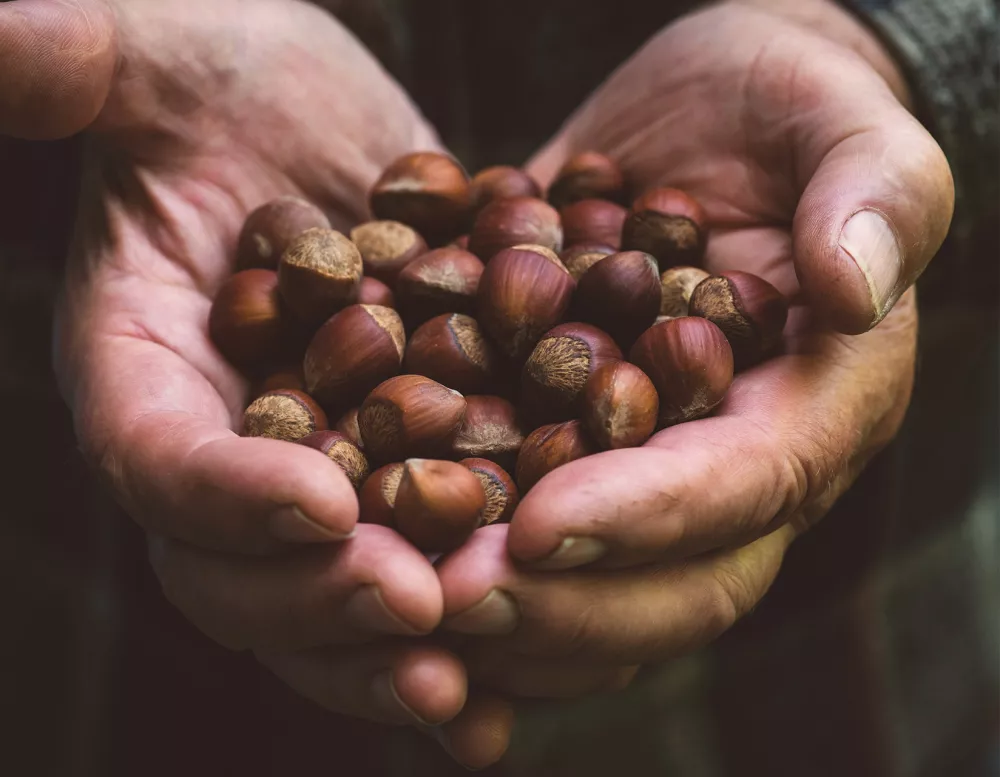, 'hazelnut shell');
297,430,370,490
395,247,484,327
404,314,502,395
515,420,598,493
582,362,659,450
350,220,427,286
621,188,707,269
242,389,328,442
460,458,520,524
547,152,625,209
560,199,626,249
394,459,486,552
574,250,661,346
468,197,563,262
450,396,525,472
278,228,362,326
237,197,330,271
